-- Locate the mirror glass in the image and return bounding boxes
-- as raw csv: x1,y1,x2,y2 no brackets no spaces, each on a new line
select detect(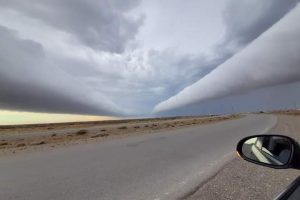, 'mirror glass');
242,136,292,166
